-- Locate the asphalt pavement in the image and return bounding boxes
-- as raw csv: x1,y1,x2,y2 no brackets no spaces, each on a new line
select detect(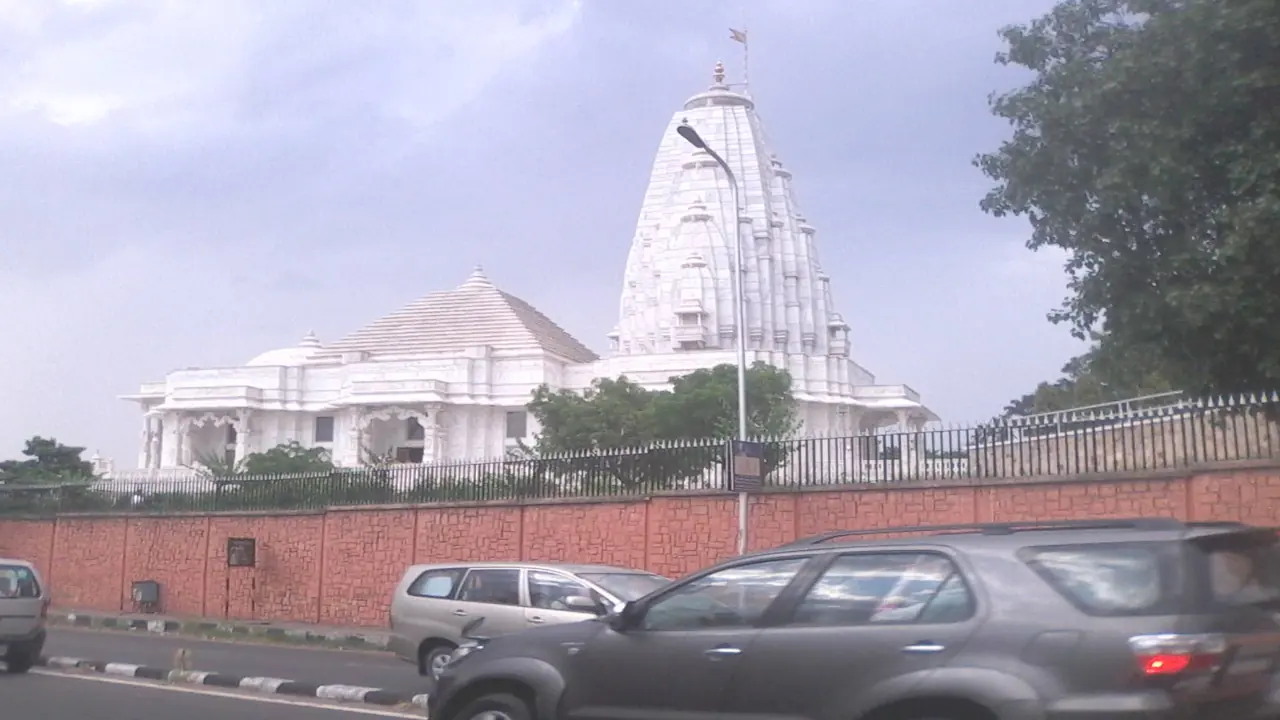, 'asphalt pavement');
5,671,423,719
44,627,428,698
